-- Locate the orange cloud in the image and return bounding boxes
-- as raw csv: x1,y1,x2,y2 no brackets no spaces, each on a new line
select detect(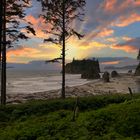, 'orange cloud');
97,28,114,37
114,13,140,27
122,36,132,41
103,0,117,12
111,45,138,53
101,61,120,65
7,45,60,63
119,0,132,10
85,28,114,42
24,15,51,39
99,0,140,29
107,37,117,43
7,47,39,57
25,15,39,25
107,36,133,43
133,0,140,6
80,41,107,50
104,0,138,13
